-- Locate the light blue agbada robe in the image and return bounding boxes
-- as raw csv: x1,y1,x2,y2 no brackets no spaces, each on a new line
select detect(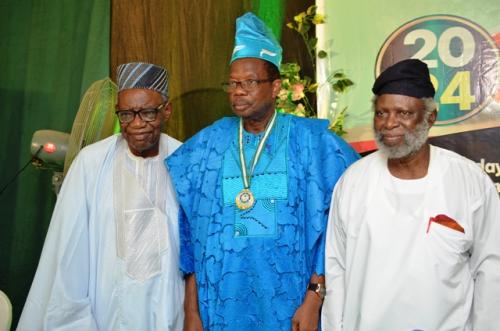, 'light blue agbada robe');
166,113,359,330
18,134,184,331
